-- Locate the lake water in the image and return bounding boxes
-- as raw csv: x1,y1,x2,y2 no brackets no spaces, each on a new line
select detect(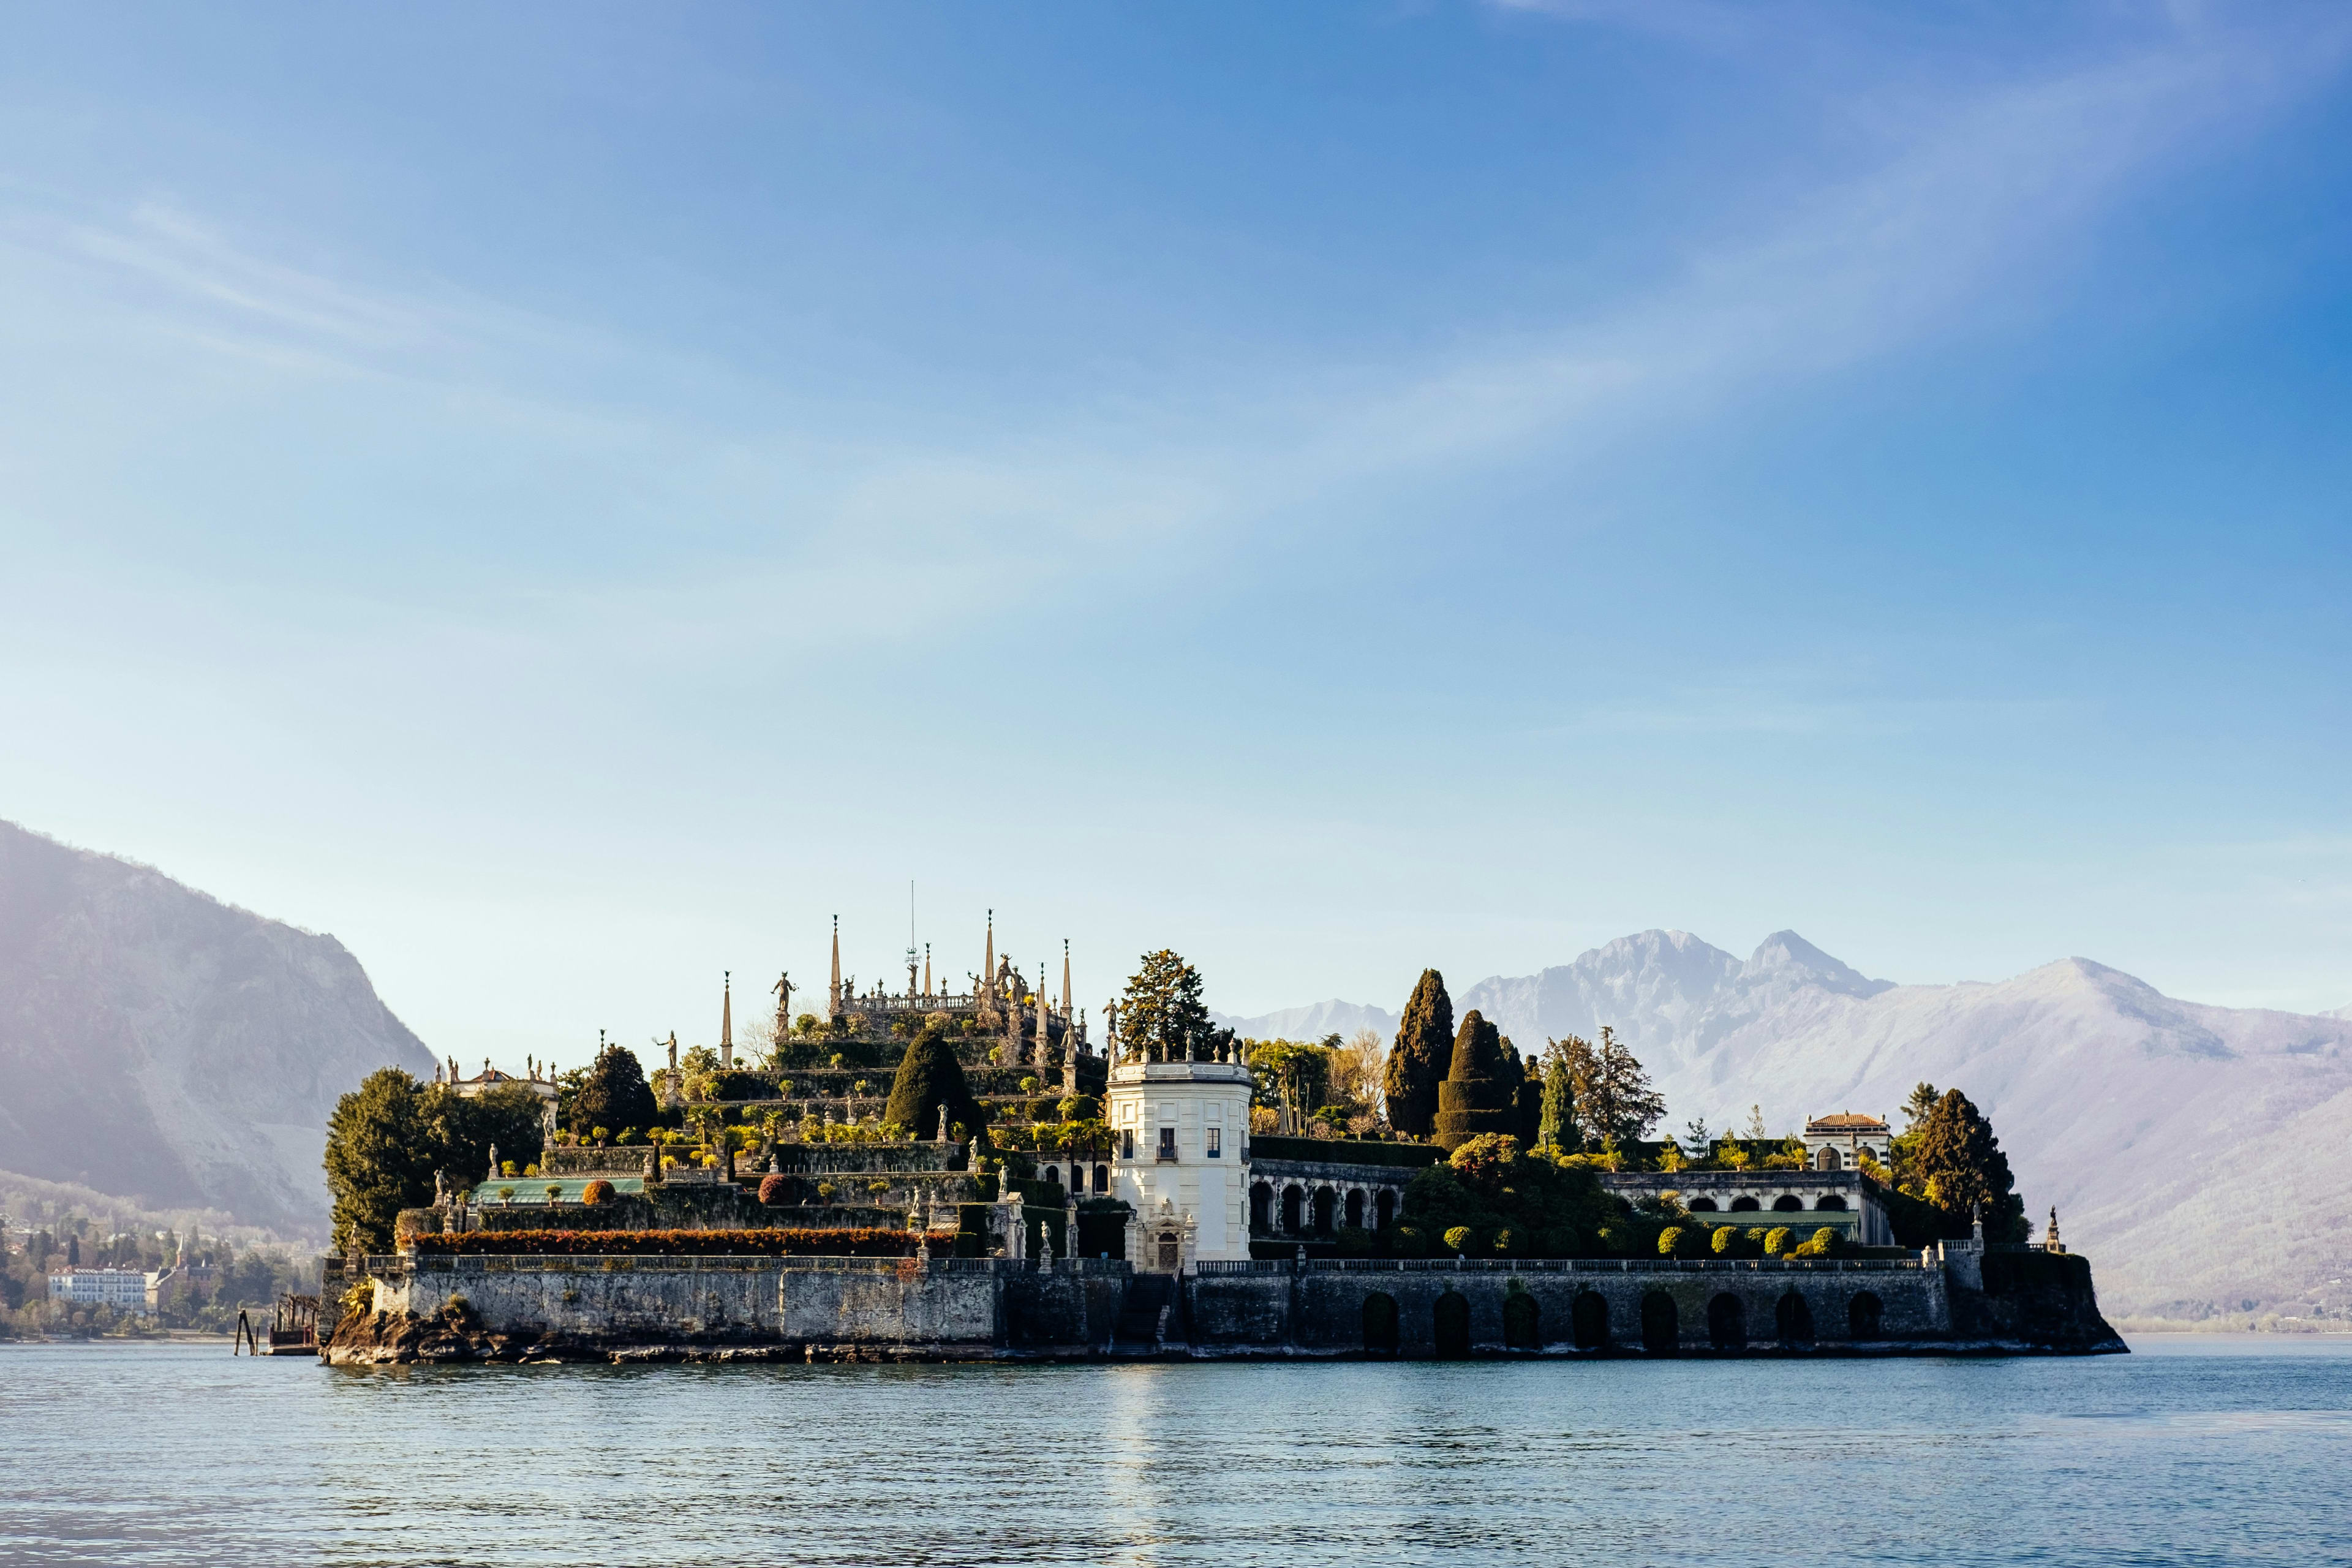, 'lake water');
4,1337,2349,1566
